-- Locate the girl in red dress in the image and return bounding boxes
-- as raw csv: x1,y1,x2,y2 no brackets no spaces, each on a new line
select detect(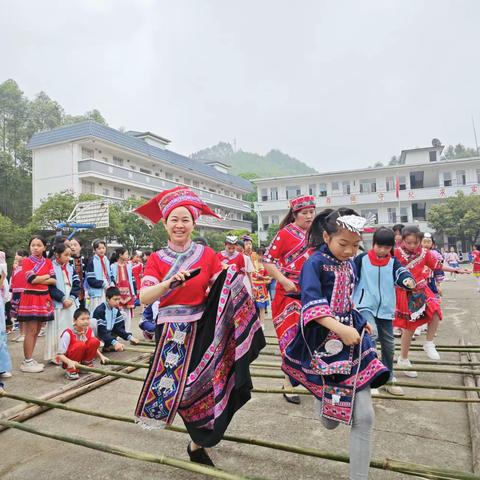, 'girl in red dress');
17,236,56,373
264,194,316,403
394,226,469,377
110,247,136,332
471,244,480,292
131,251,144,305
